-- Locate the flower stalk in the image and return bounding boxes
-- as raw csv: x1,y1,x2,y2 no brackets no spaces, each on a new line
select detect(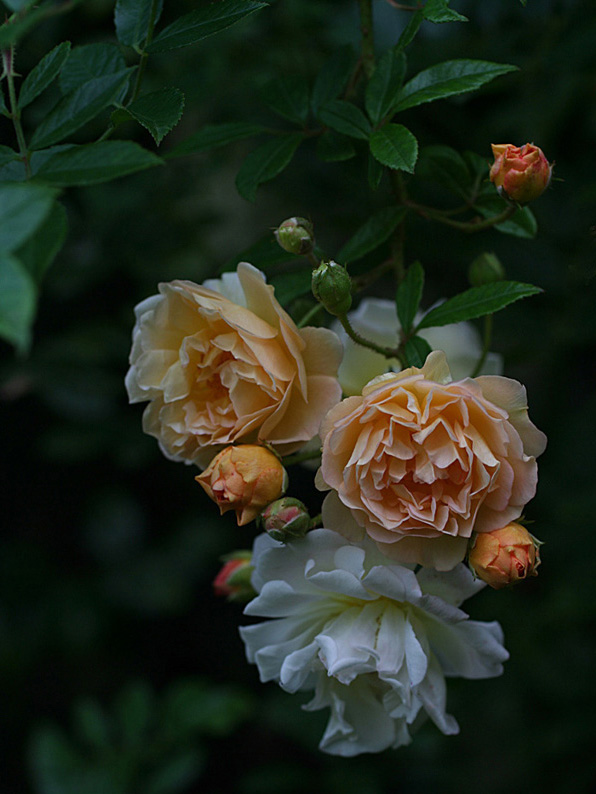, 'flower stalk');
2,46,31,179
